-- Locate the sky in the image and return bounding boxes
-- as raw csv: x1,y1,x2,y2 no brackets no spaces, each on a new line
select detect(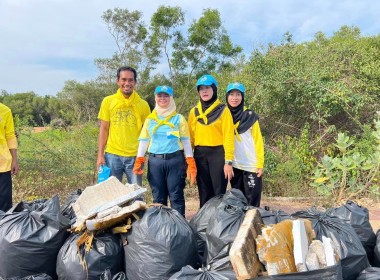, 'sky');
0,0,379,96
